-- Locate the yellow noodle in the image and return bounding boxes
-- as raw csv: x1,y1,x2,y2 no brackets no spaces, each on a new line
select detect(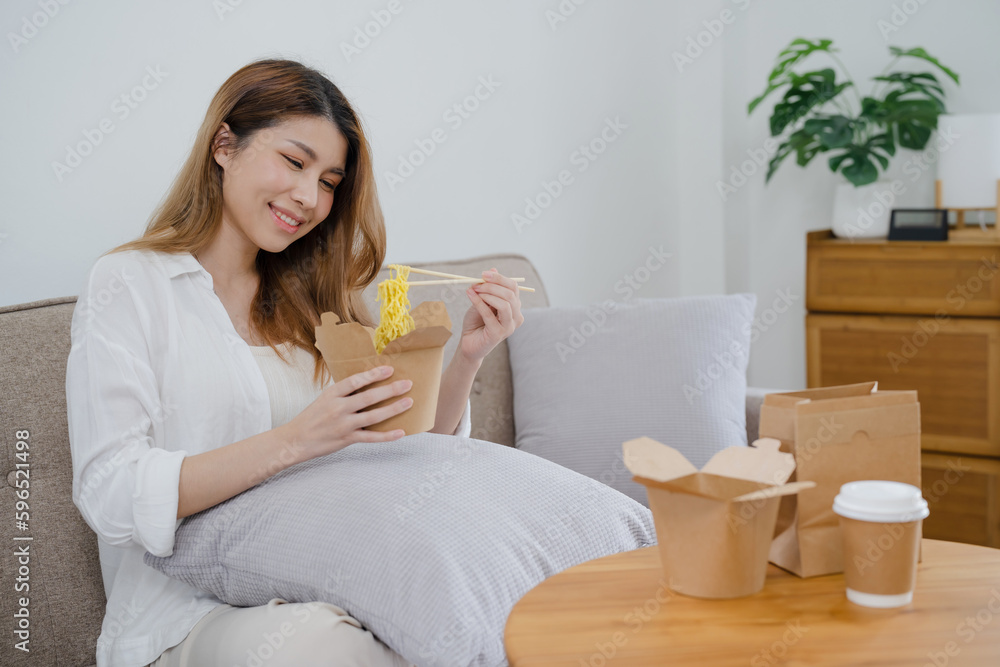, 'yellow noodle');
373,264,416,354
